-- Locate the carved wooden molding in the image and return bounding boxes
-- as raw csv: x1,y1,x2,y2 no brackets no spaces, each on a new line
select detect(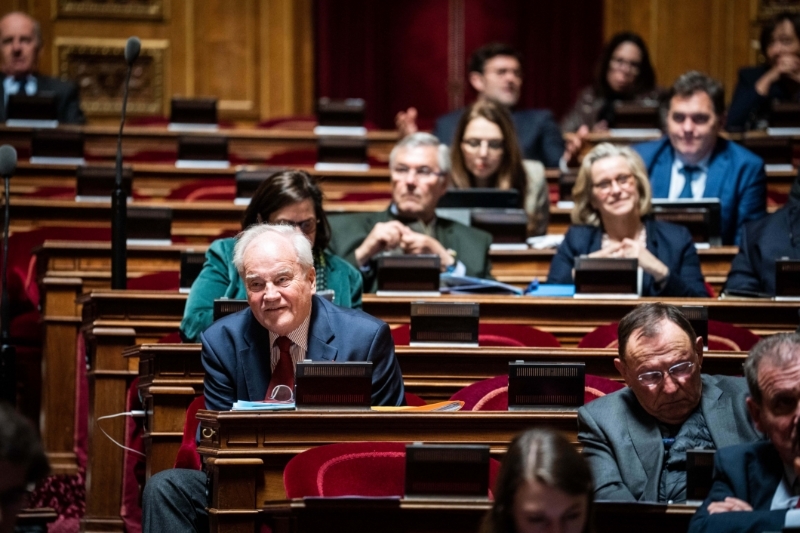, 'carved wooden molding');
54,38,169,116
54,0,167,20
